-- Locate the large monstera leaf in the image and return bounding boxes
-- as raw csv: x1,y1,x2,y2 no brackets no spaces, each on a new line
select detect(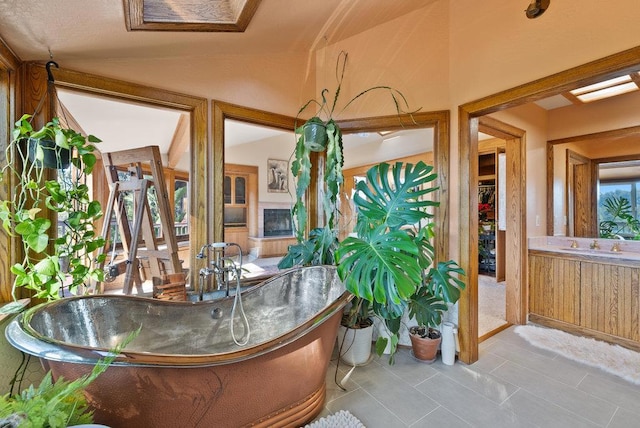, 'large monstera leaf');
336,228,421,308
353,161,438,233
